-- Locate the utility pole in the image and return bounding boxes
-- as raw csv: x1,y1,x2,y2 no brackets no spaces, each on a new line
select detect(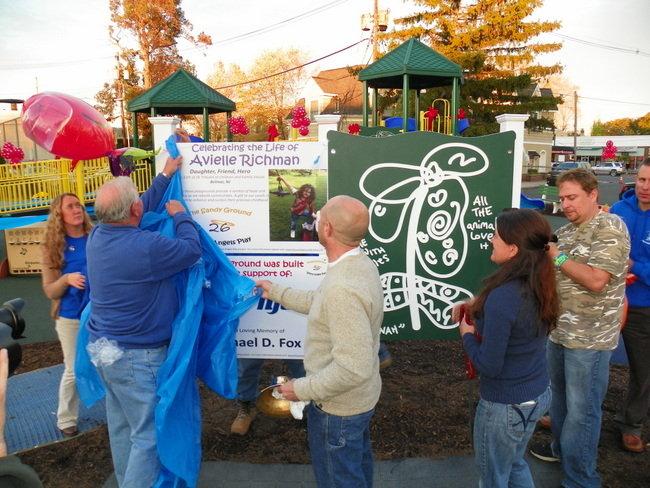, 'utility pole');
362,1,388,62
573,90,578,161
116,55,129,147
372,0,380,62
